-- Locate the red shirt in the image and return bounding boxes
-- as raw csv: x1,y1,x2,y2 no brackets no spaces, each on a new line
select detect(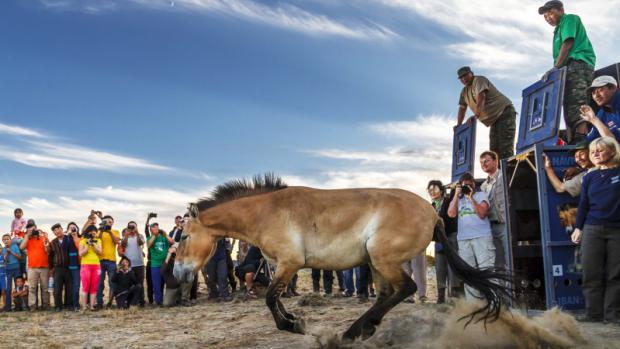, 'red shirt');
27,238,49,268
